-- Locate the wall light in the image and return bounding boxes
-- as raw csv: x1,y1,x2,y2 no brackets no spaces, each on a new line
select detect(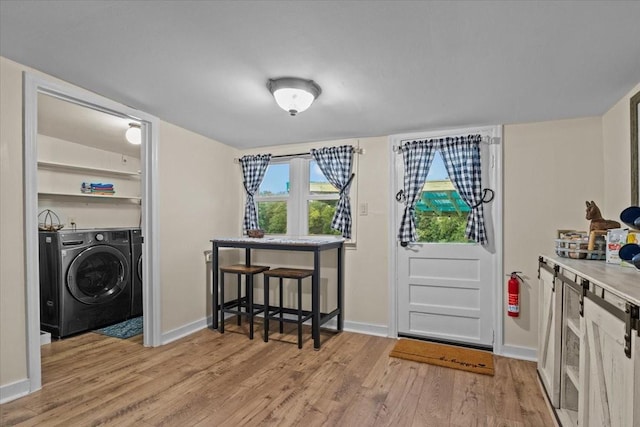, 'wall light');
267,77,322,116
125,123,141,145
